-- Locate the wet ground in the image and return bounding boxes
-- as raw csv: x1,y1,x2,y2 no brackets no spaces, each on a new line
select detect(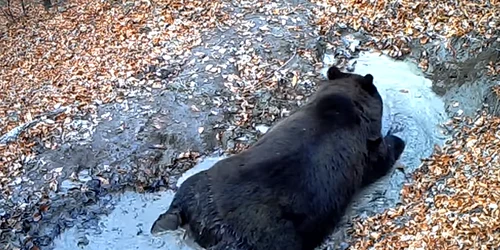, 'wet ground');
1,0,499,250
51,157,226,250
52,51,449,250
325,52,449,211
